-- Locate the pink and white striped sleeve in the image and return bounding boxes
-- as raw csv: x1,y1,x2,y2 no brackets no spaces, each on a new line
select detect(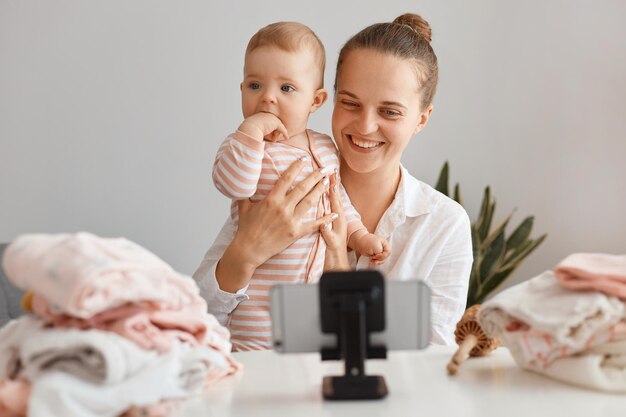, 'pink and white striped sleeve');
212,131,265,199
337,181,367,239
